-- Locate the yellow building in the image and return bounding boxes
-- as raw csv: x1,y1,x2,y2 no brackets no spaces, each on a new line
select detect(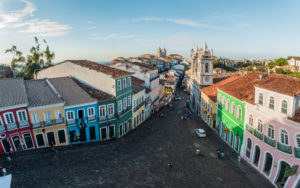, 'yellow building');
132,78,146,129
25,79,68,148
200,76,240,131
